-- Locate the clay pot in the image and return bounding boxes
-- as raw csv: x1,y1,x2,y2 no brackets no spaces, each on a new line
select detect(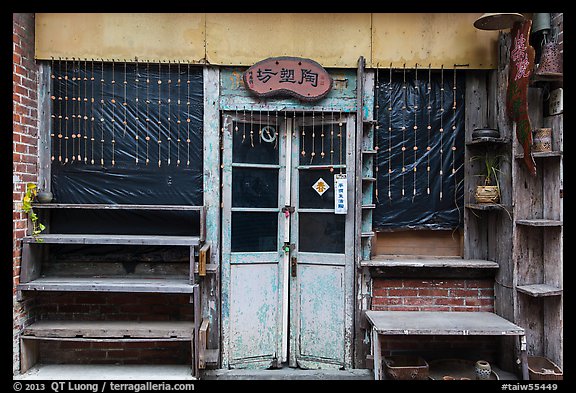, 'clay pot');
475,360,492,380
36,190,54,203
